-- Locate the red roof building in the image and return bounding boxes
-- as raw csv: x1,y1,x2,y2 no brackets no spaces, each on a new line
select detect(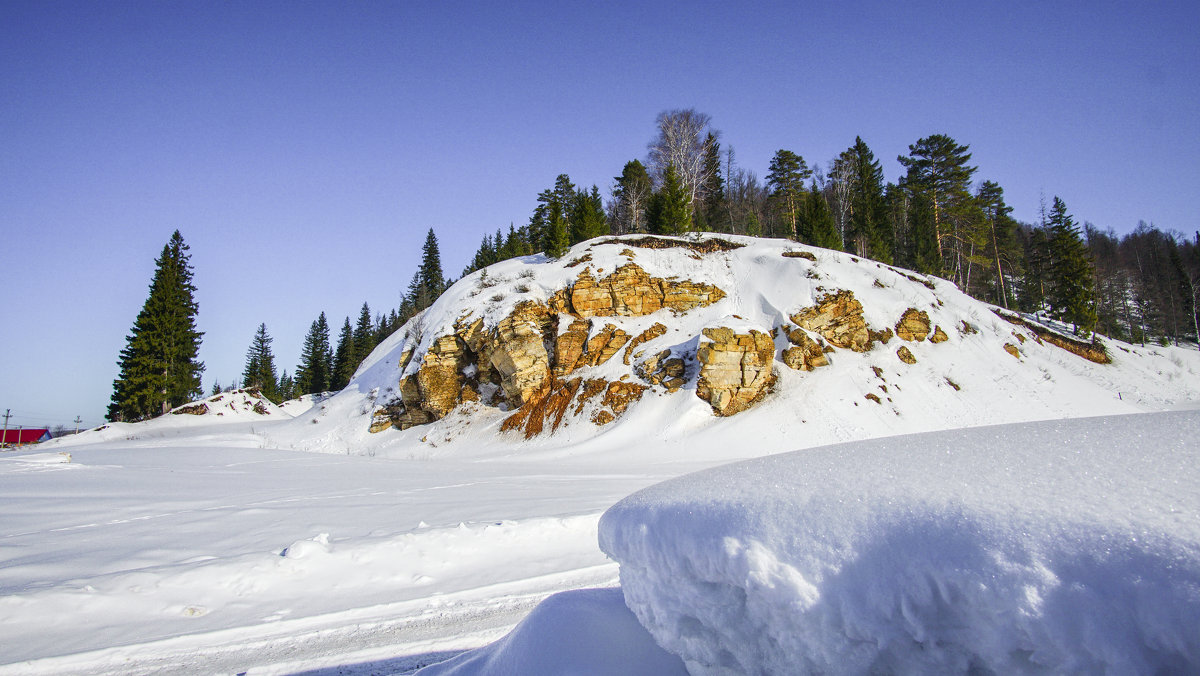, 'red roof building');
1,428,51,446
